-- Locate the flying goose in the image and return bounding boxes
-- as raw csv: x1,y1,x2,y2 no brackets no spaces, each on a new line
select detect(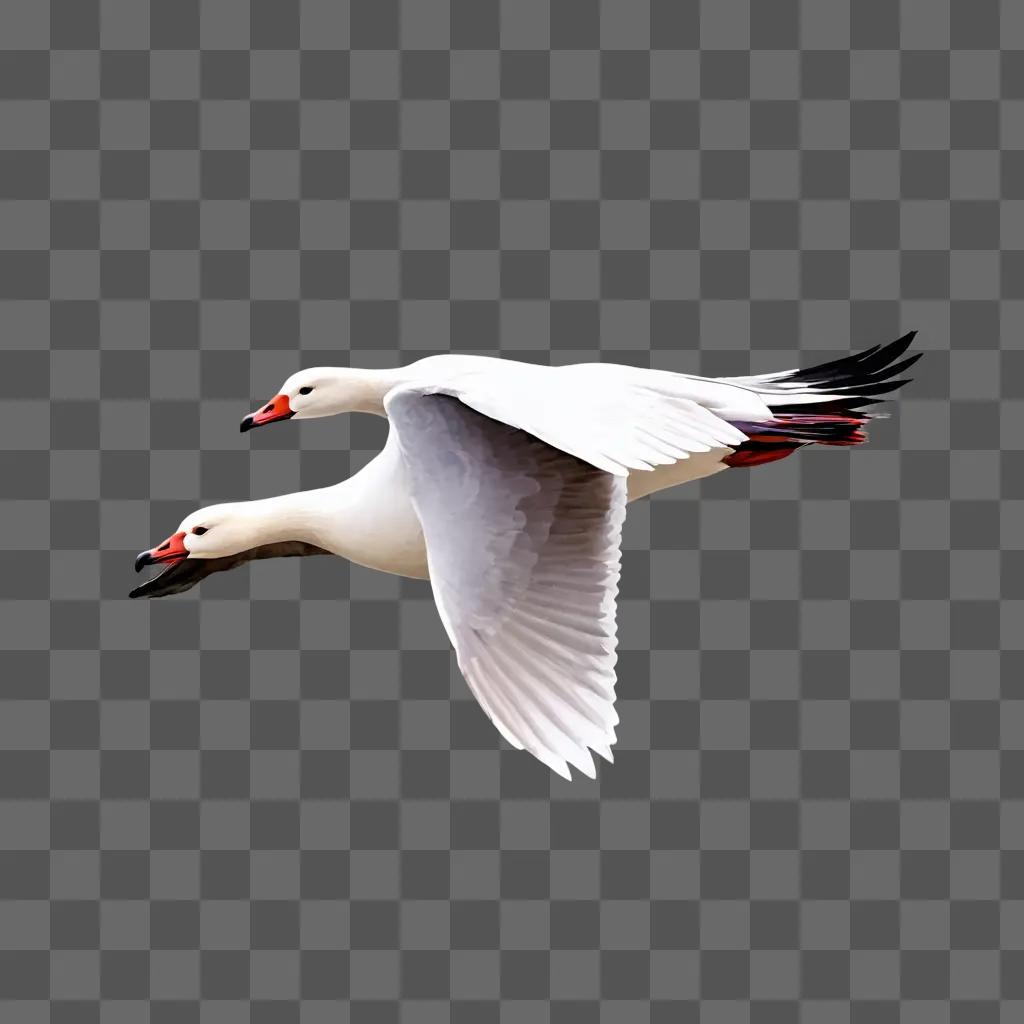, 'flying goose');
137,335,920,778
